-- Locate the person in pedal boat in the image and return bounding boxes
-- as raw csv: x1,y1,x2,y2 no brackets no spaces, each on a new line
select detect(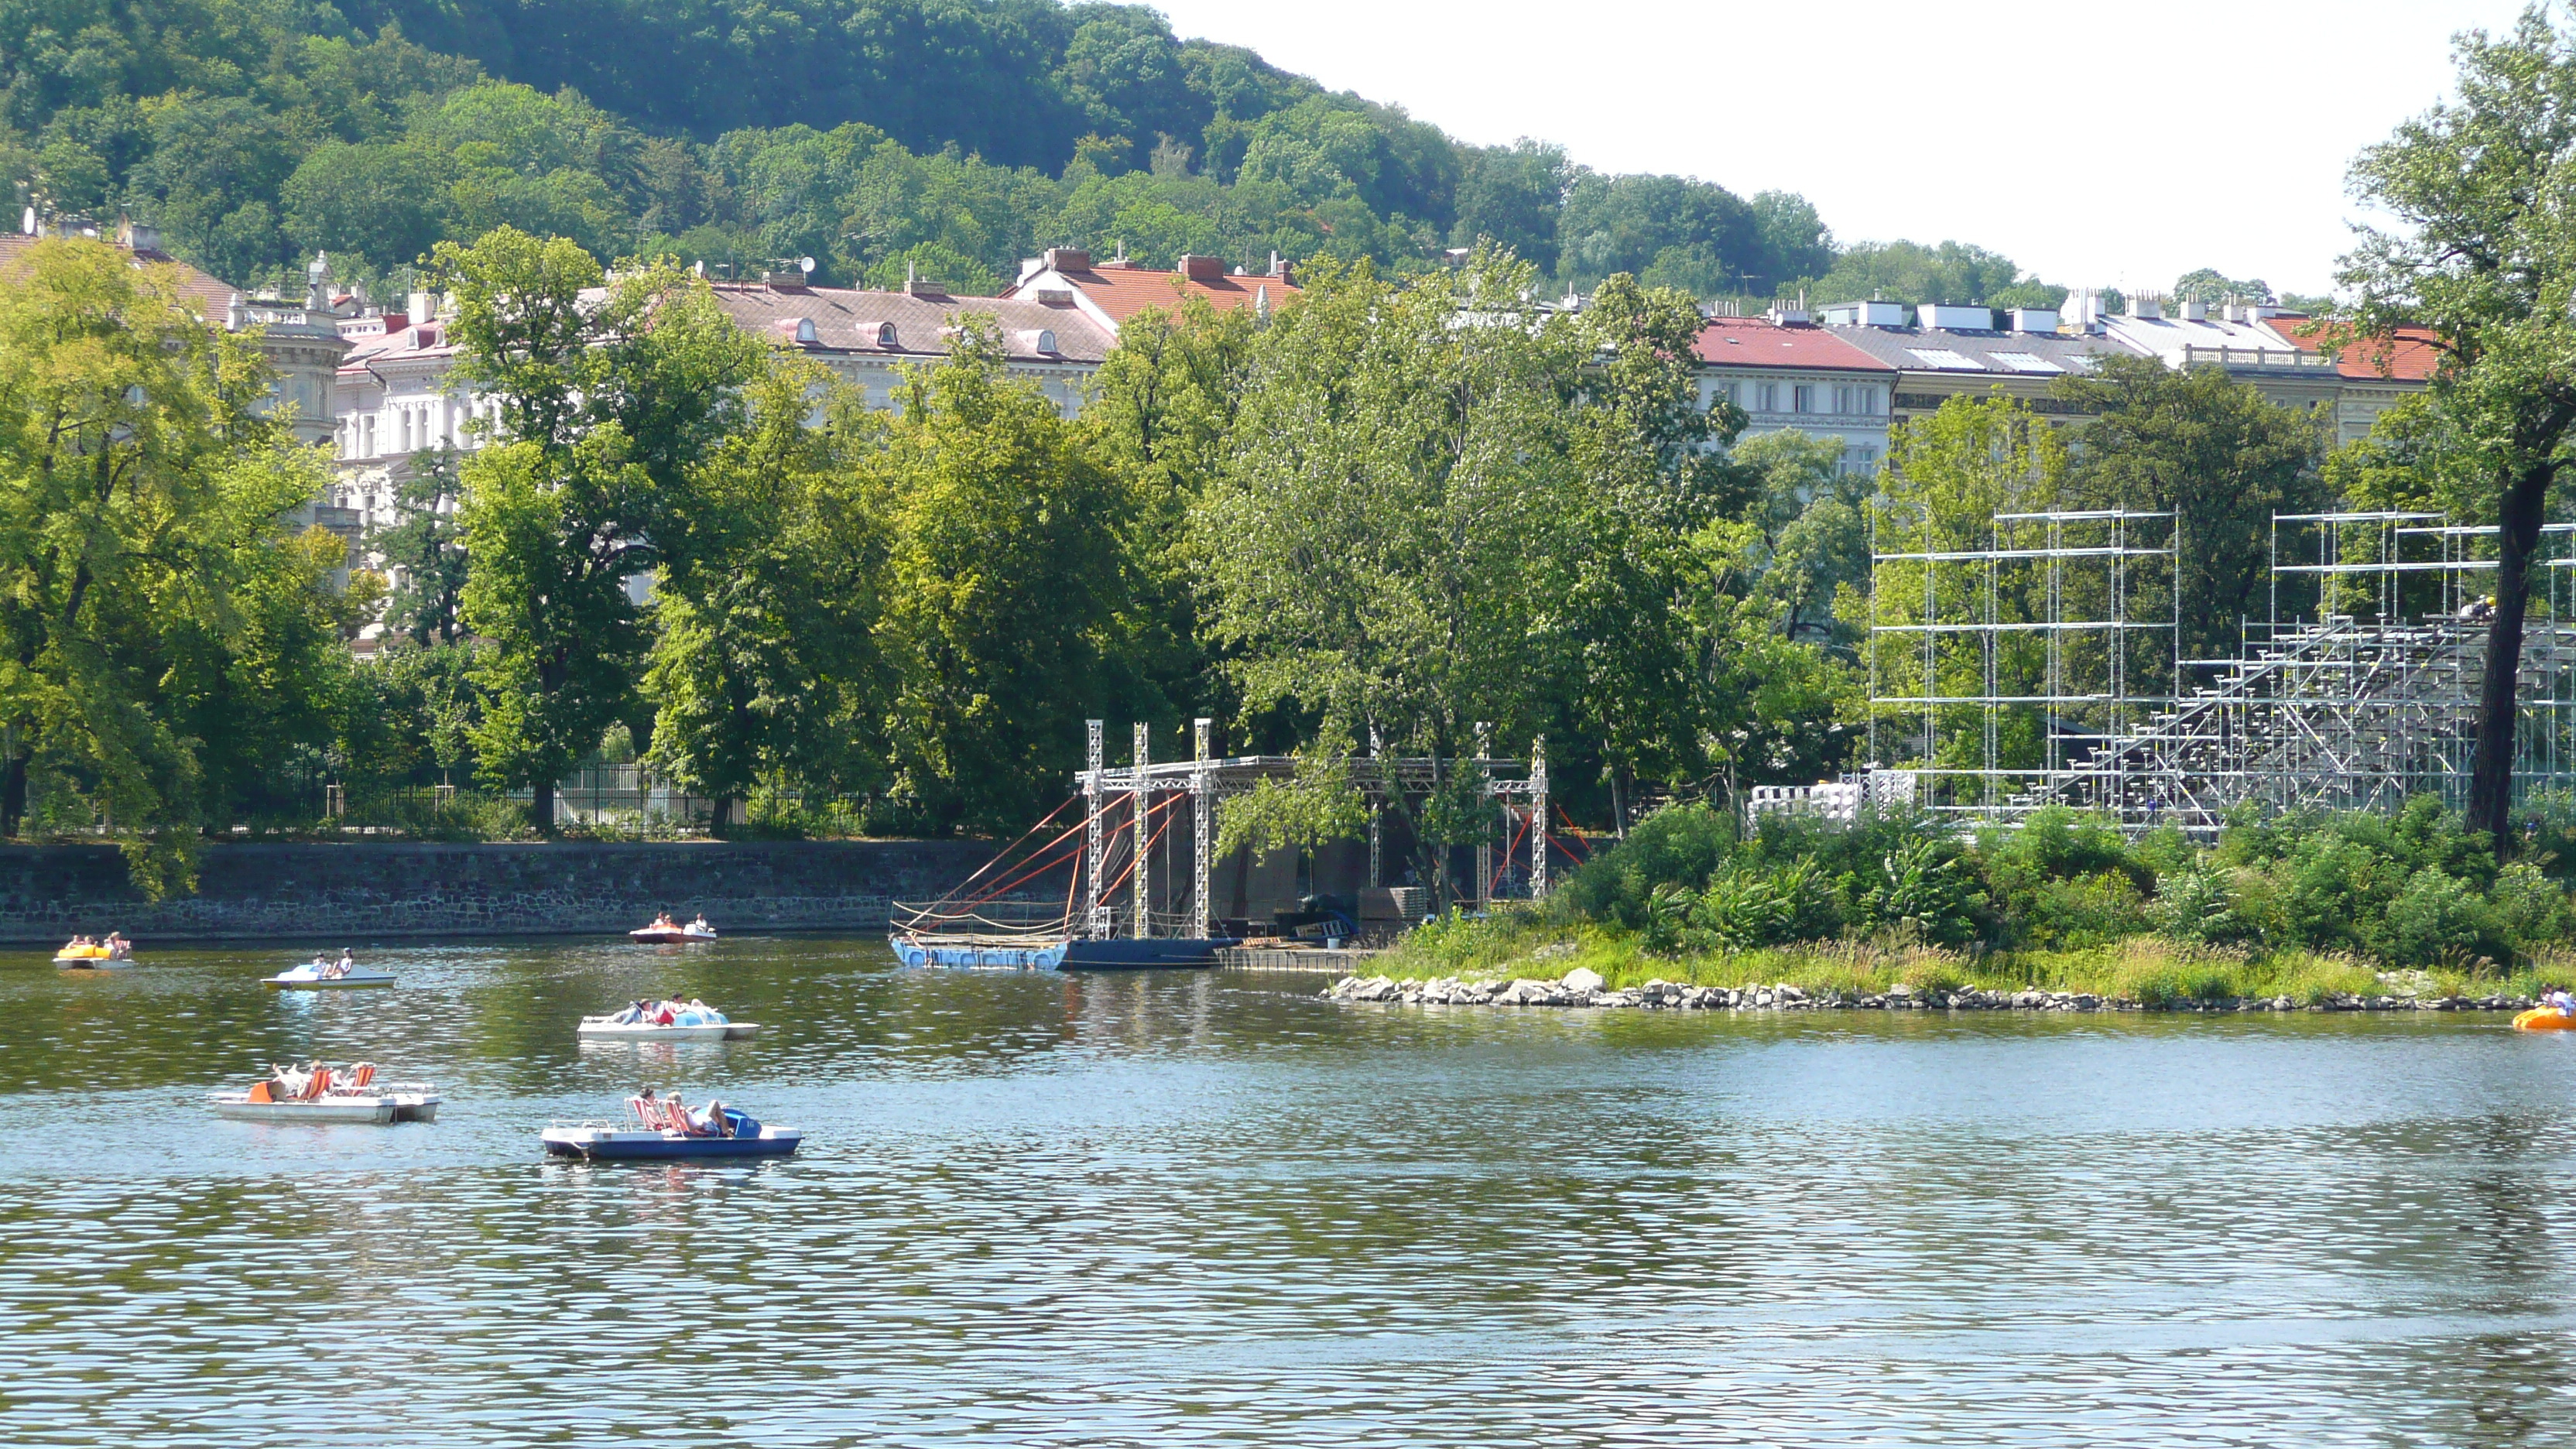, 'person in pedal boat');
2547,988,2575,1016
104,931,130,959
